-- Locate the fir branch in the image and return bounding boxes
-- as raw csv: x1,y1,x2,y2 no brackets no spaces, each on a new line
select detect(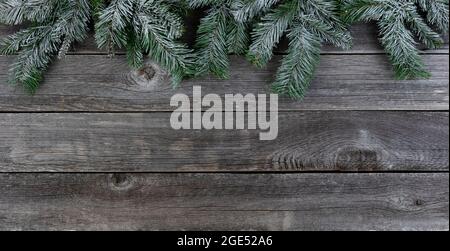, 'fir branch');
416,0,449,33
342,0,449,79
273,25,322,99
95,0,194,86
187,0,223,9
1,0,446,97
247,0,299,68
126,30,144,69
0,26,49,55
56,0,92,58
379,15,431,79
194,5,230,78
0,0,58,25
7,25,62,93
133,0,194,86
190,0,251,79
249,0,352,99
95,0,135,53
137,0,184,39
226,19,249,54
232,0,280,22
300,14,352,50
406,5,443,49
0,0,92,93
